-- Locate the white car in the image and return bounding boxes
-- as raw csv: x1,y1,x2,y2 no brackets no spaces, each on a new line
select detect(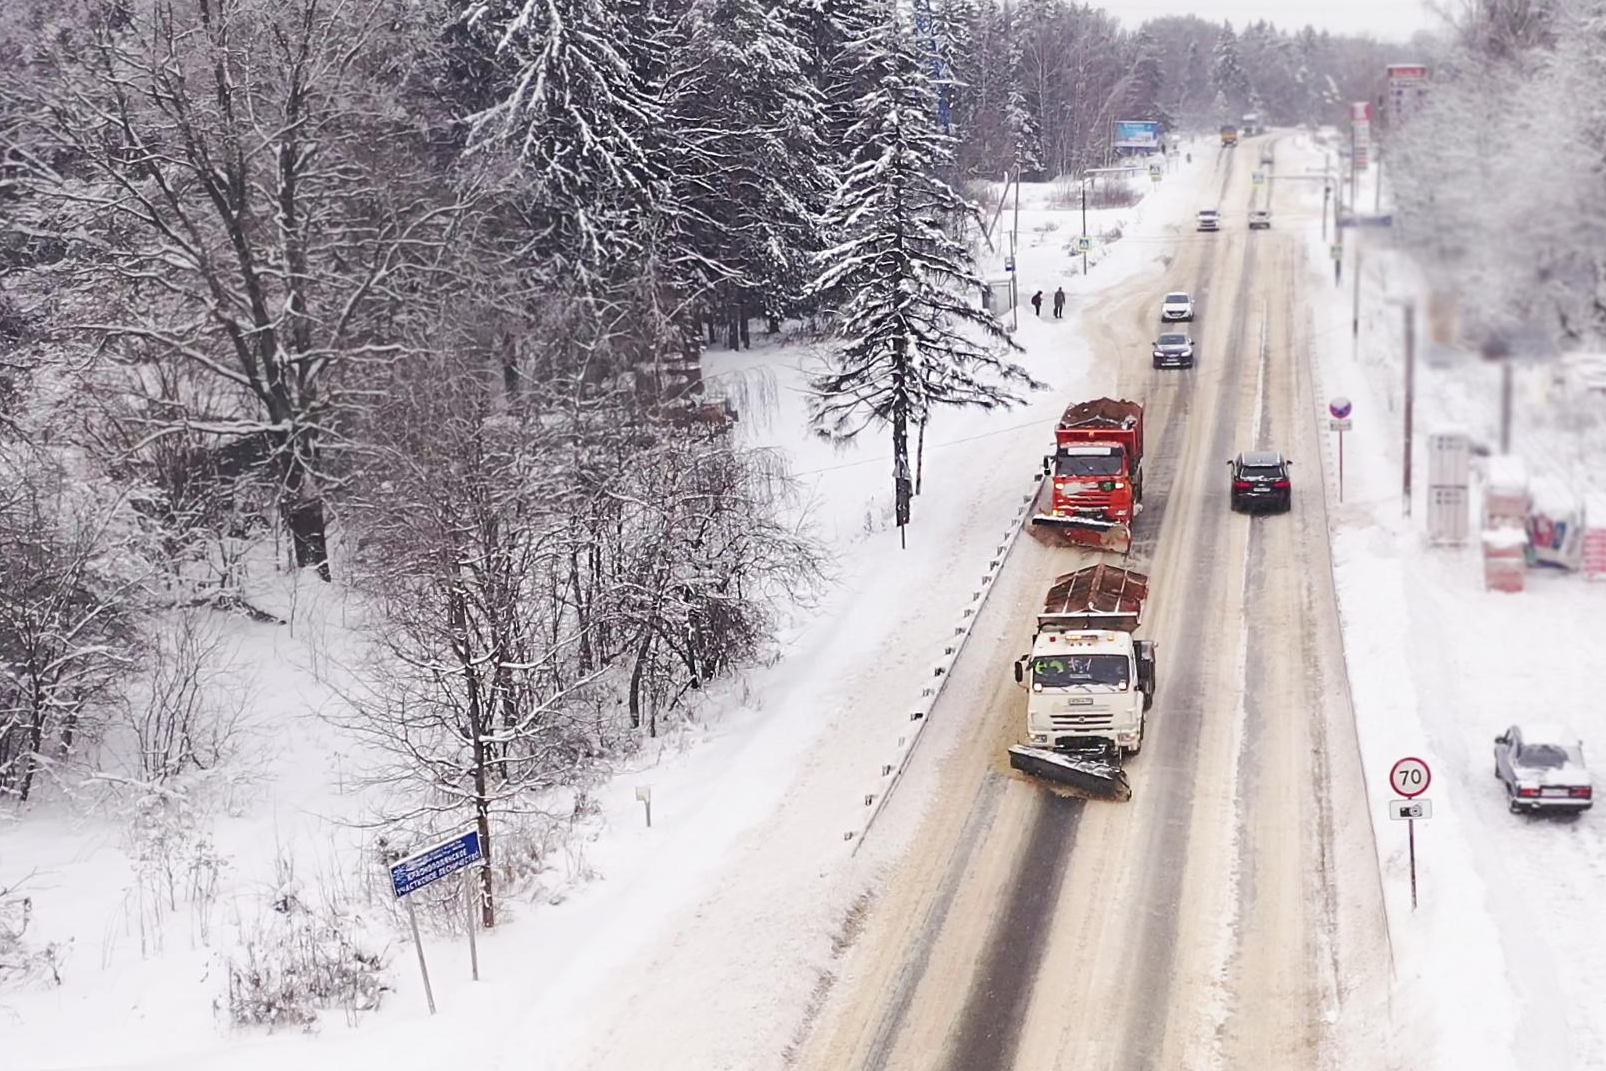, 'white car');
1160,291,1194,321
1494,723,1594,814
1249,209,1271,230
1196,209,1219,232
